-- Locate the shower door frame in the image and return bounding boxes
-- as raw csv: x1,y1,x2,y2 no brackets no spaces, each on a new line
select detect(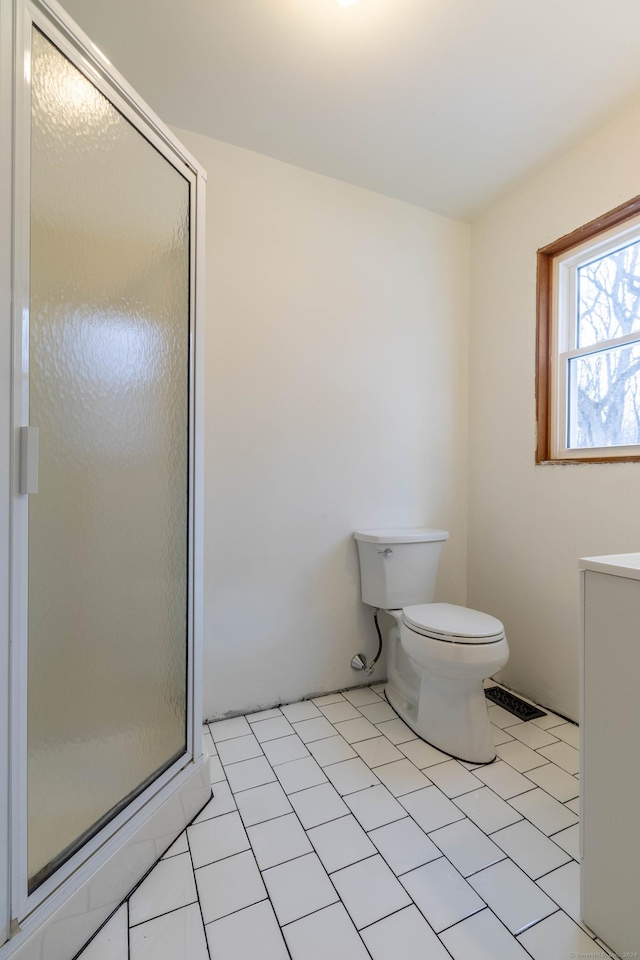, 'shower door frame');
2,0,206,936
0,0,14,947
